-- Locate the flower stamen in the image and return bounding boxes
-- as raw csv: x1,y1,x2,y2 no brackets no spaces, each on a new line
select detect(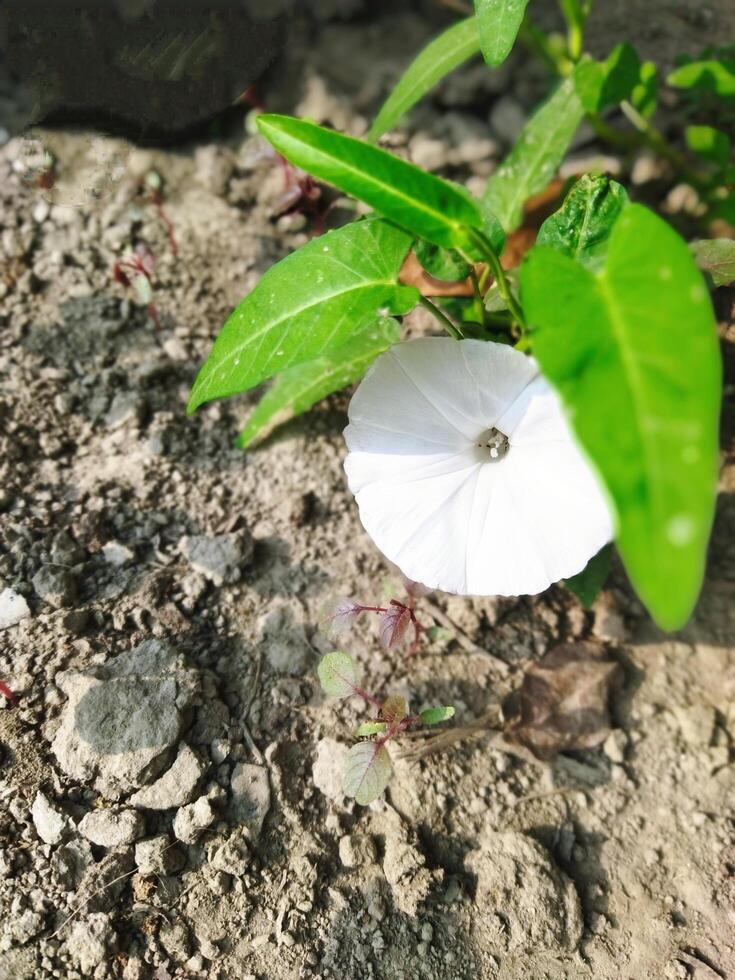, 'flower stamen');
479,427,510,461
